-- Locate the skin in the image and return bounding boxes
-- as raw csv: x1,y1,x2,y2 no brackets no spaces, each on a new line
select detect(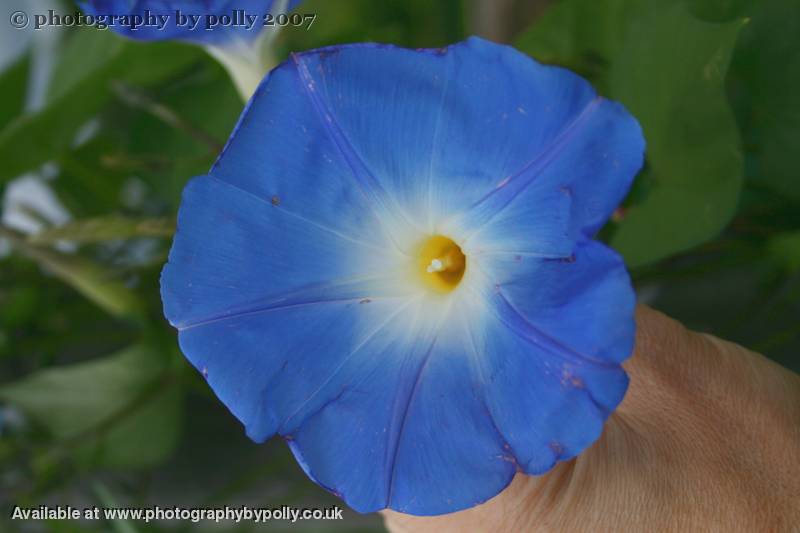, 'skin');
383,306,800,532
